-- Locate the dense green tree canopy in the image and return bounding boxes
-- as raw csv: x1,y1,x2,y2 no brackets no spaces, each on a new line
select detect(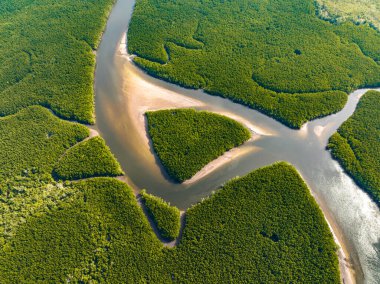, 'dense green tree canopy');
141,189,181,241
0,164,340,283
0,0,114,123
0,1,345,282
0,106,88,179
53,136,124,180
146,109,251,182
129,0,380,128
